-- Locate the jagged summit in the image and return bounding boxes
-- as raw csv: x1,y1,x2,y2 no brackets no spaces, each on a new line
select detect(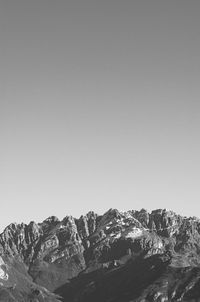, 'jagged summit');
0,208,200,301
